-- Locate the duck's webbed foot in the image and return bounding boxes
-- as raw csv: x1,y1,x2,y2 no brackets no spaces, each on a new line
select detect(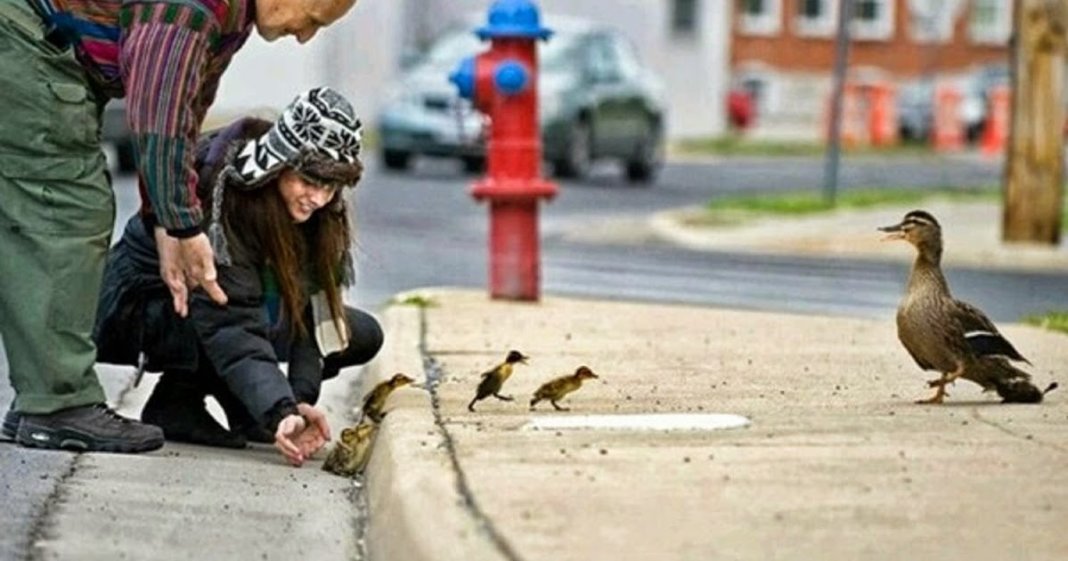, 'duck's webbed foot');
917,367,962,404
915,387,947,404
550,400,569,412
493,393,514,402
